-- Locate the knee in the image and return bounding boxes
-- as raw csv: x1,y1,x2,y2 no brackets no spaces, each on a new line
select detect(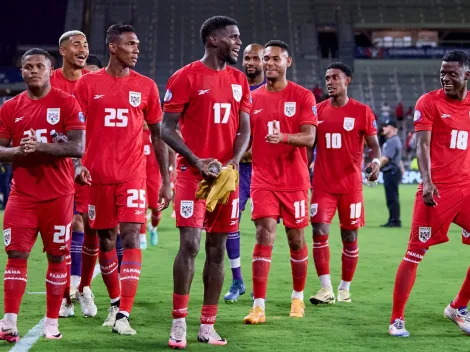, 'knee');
6,250,29,260
98,232,116,251
286,229,305,251
46,253,65,263
180,237,200,258
312,223,329,237
120,226,140,249
72,214,84,233
256,226,276,246
341,230,357,243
